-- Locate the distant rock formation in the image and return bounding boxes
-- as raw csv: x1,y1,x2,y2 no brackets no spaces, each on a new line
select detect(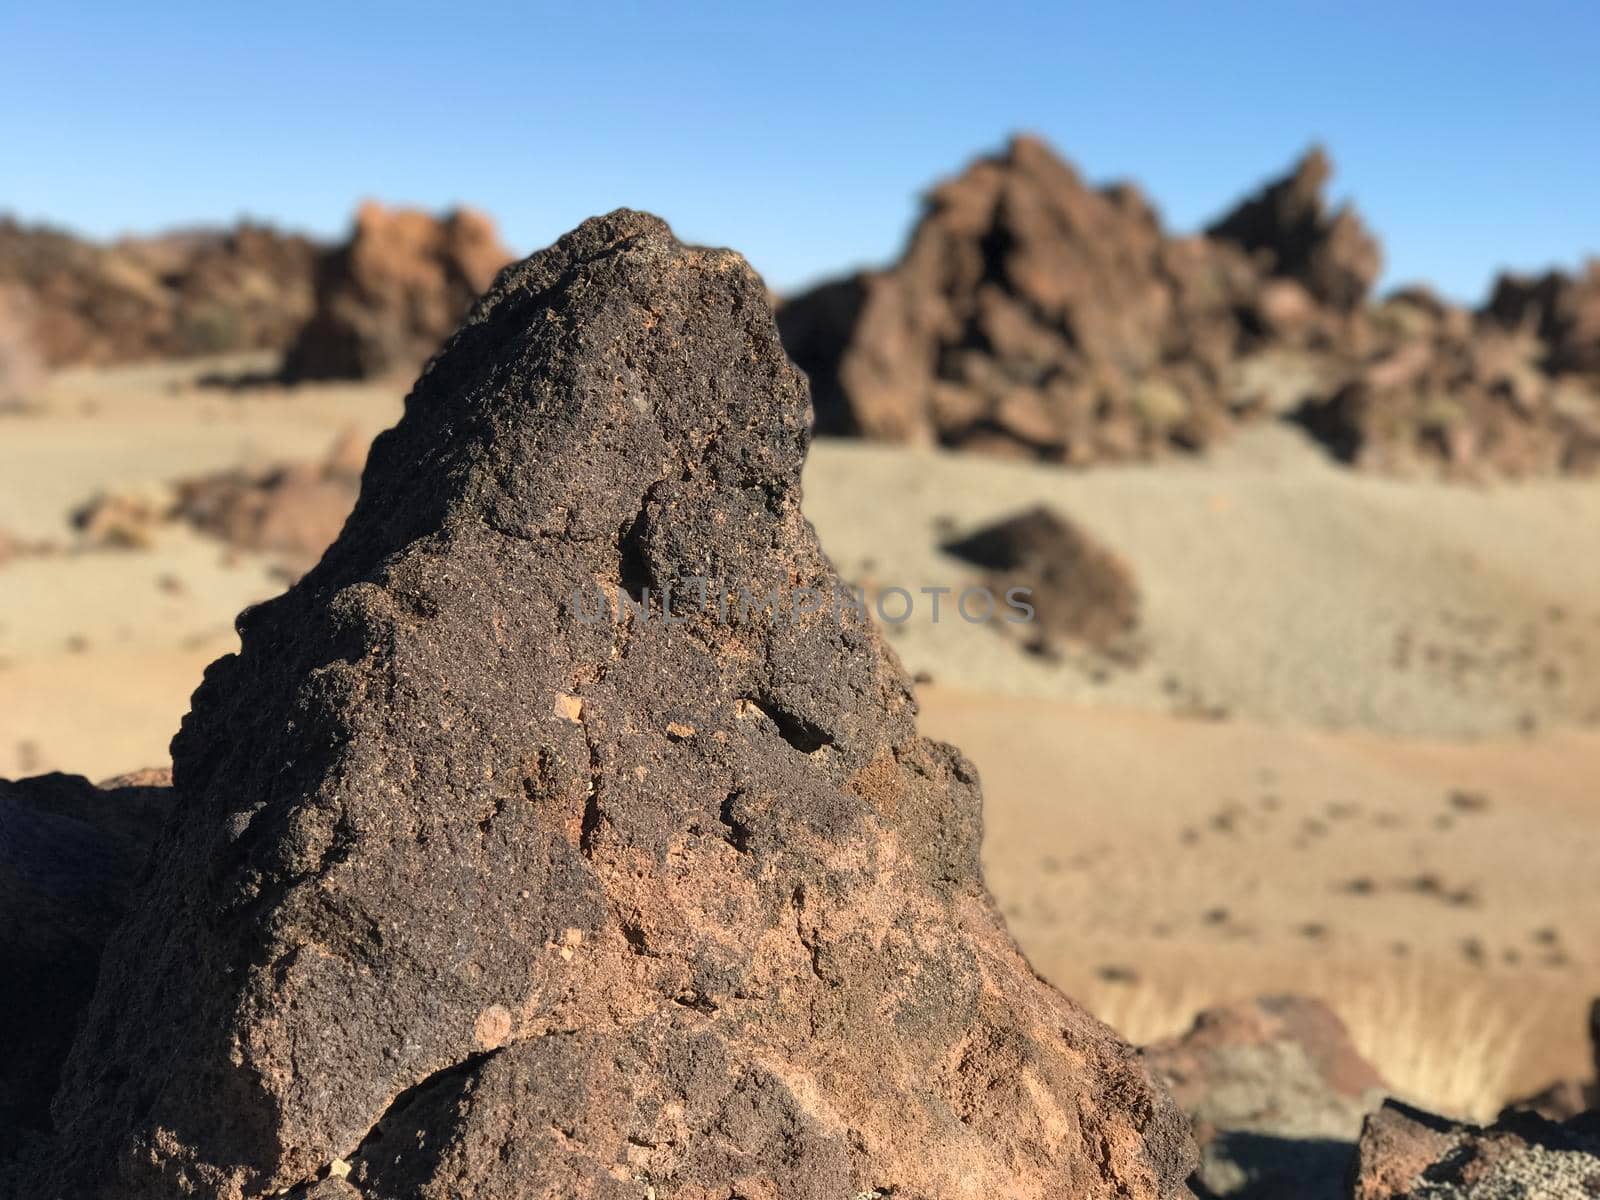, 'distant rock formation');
779,135,1269,463
0,218,318,366
0,770,172,1160
15,211,1195,1199
1206,147,1382,313
1485,259,1600,376
281,202,513,380
1144,995,1389,1200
